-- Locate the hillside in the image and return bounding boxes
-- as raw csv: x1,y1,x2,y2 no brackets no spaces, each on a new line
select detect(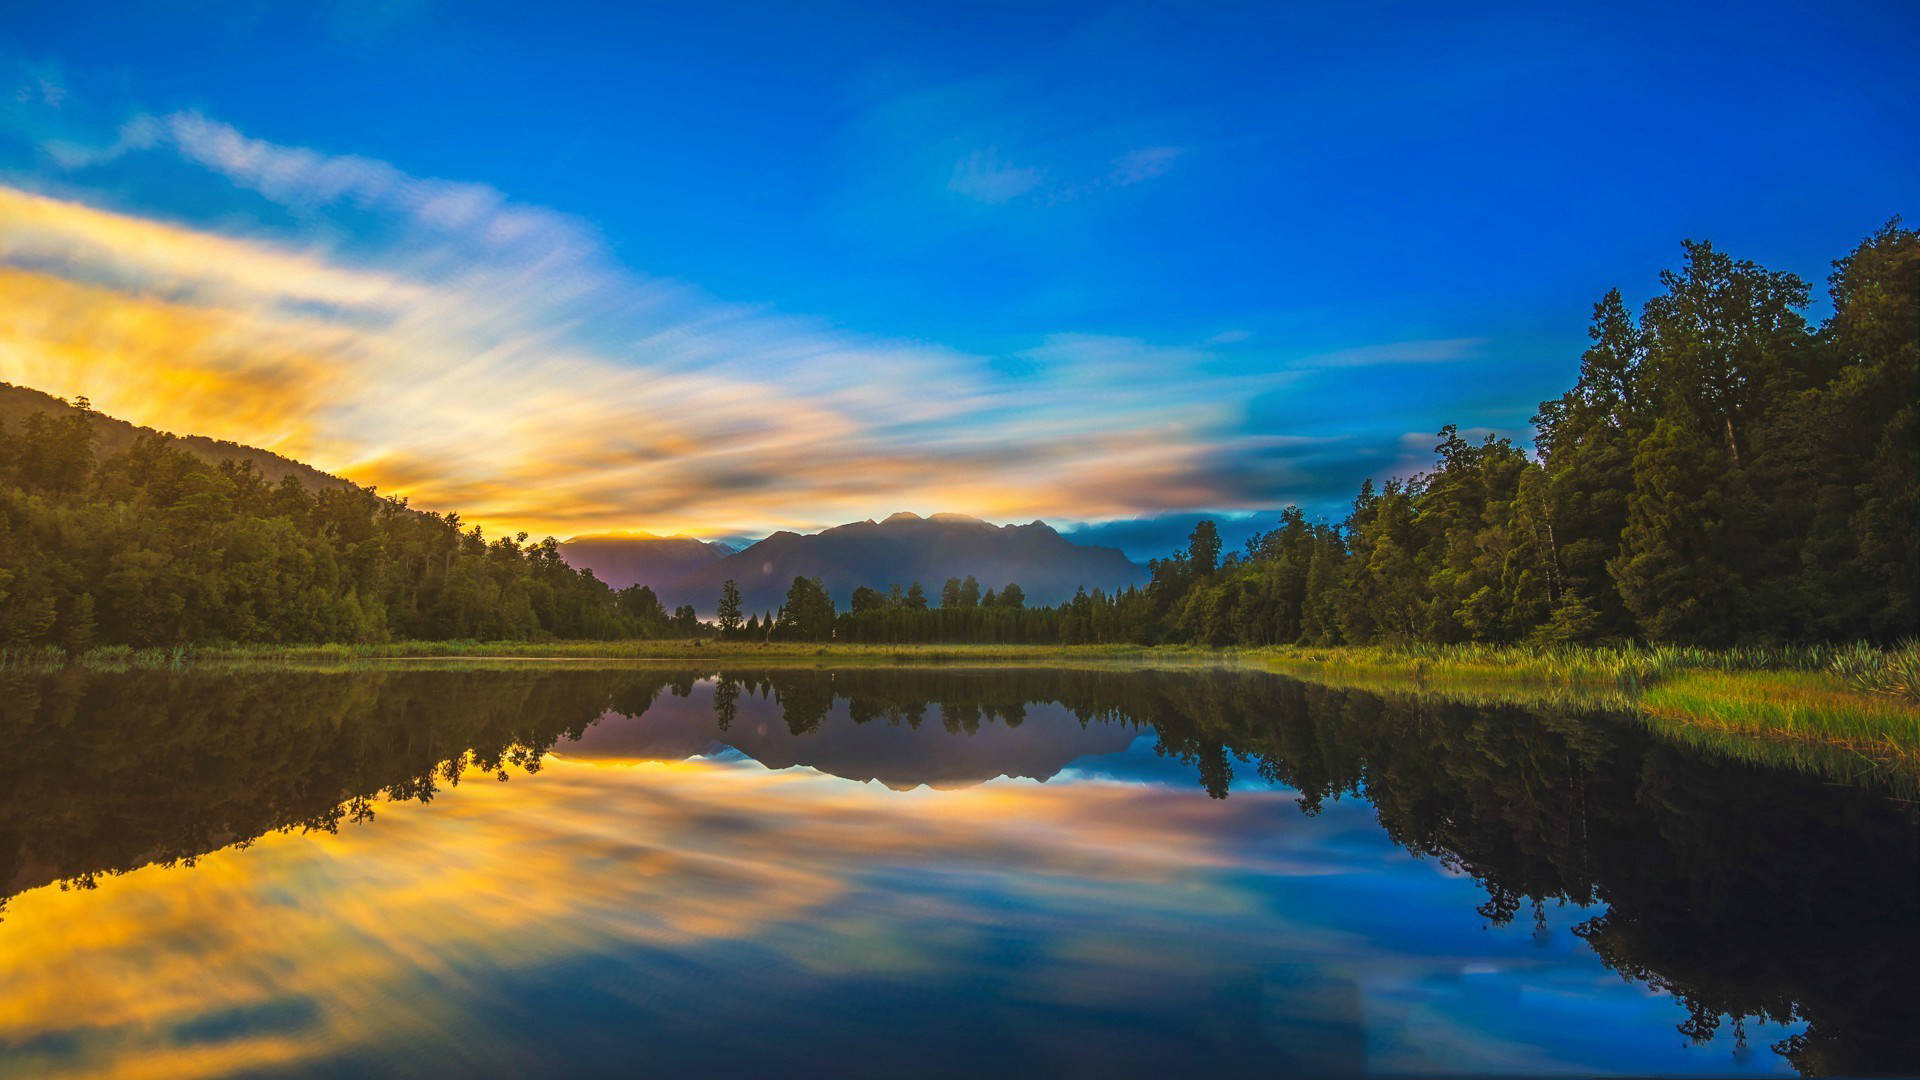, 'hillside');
558,534,736,590
0,384,661,649
657,512,1146,613
0,383,347,492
